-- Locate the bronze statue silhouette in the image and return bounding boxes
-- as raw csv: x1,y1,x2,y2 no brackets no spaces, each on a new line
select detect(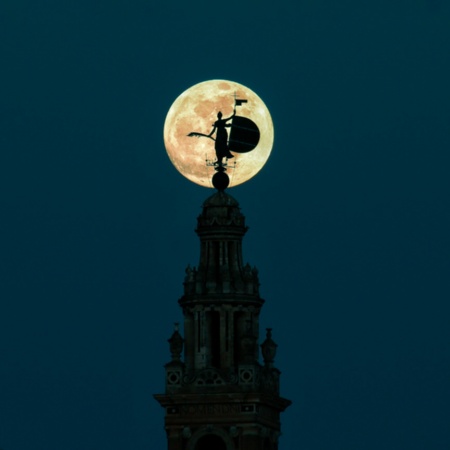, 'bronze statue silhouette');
188,96,260,165
208,109,236,162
